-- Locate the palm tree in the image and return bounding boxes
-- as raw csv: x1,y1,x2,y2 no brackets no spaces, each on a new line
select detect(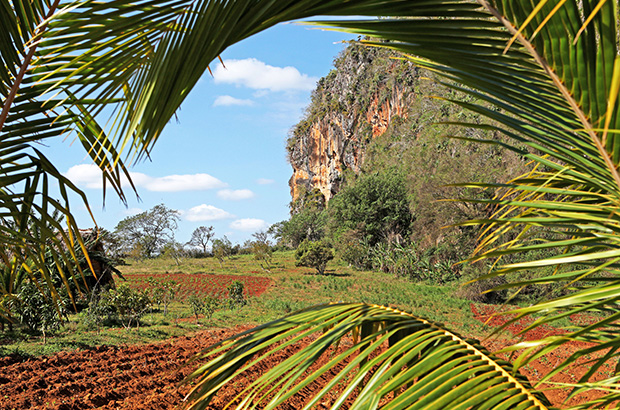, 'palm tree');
3,0,619,408
180,1,620,409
